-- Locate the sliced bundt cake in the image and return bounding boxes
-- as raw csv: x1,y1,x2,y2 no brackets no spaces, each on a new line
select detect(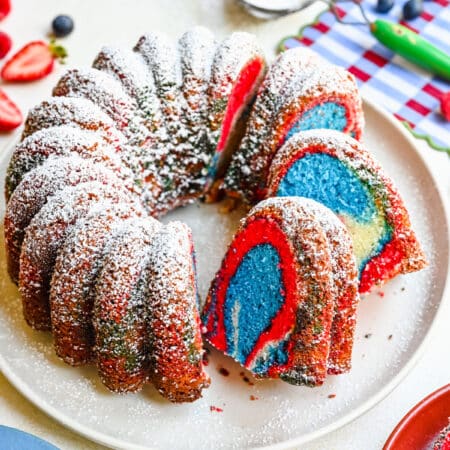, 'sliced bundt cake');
266,129,427,293
4,27,427,402
202,197,359,386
